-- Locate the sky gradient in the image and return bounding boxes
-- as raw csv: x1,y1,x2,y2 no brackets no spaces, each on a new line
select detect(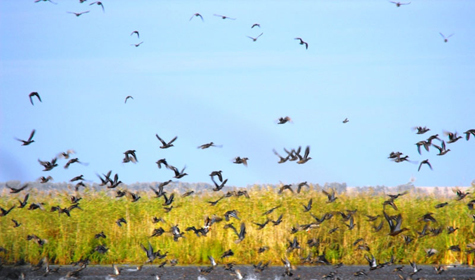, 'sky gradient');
1,0,474,188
